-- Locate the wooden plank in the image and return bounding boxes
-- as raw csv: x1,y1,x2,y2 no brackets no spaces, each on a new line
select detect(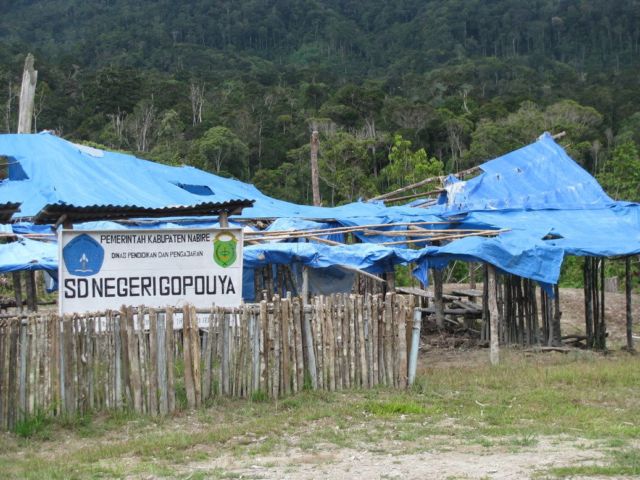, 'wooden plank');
7,320,19,429
51,314,61,415
334,295,344,389
136,308,149,414
182,306,196,408
157,312,168,415
166,308,176,413
325,296,335,391
348,295,356,388
397,296,408,388
0,319,7,430
626,257,634,352
18,318,28,420
384,293,394,386
190,306,202,406
125,307,143,413
259,300,268,394
272,297,281,398
357,295,367,388
488,265,500,365
281,298,290,396
28,316,37,415
148,309,159,416
292,298,304,392
203,310,214,400
252,310,261,394
242,307,251,397
118,309,131,408
221,307,230,396
314,296,324,390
